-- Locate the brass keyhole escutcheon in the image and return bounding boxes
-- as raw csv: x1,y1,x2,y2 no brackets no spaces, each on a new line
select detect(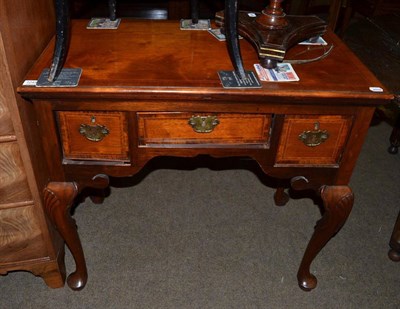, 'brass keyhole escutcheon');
79,116,110,142
298,122,329,147
188,115,220,133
